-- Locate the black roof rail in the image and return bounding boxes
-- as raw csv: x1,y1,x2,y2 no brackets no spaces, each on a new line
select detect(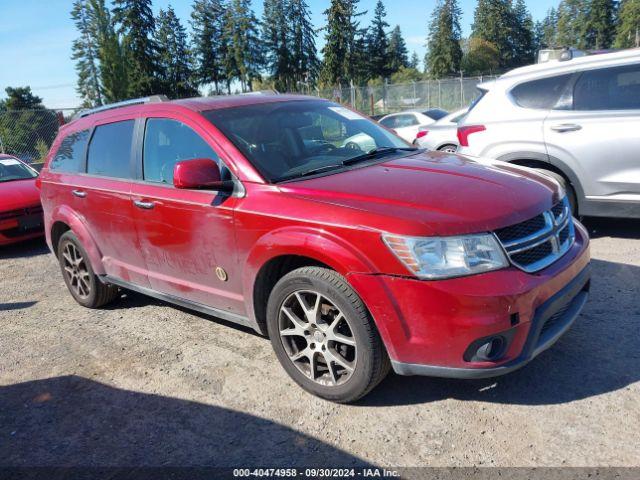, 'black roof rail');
73,95,169,120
